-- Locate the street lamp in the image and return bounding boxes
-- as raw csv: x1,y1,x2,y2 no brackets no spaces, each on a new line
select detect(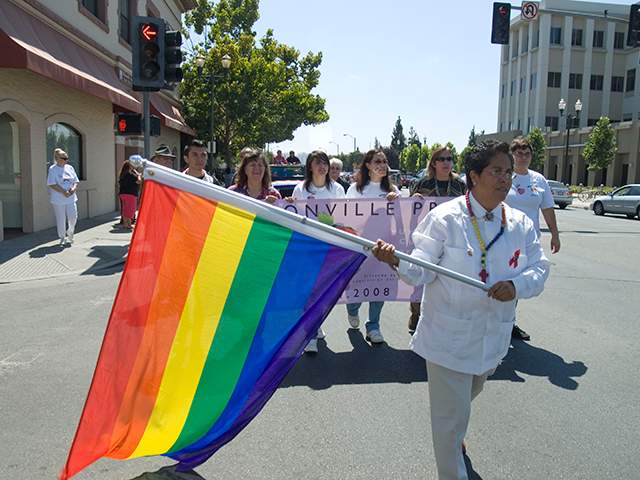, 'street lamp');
329,141,339,155
343,133,356,153
558,98,582,184
195,53,231,173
